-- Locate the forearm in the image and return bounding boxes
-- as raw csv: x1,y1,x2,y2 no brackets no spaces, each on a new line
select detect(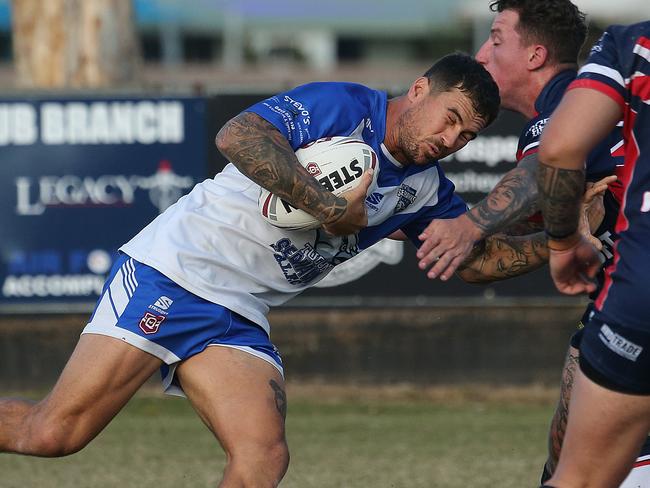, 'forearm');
466,154,540,237
536,162,584,242
457,232,549,283
215,112,347,224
